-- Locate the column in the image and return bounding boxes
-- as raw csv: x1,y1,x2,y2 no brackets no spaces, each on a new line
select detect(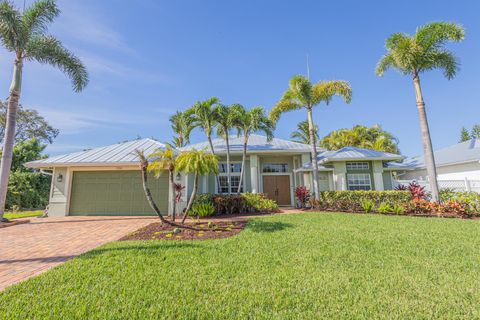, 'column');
250,155,259,193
